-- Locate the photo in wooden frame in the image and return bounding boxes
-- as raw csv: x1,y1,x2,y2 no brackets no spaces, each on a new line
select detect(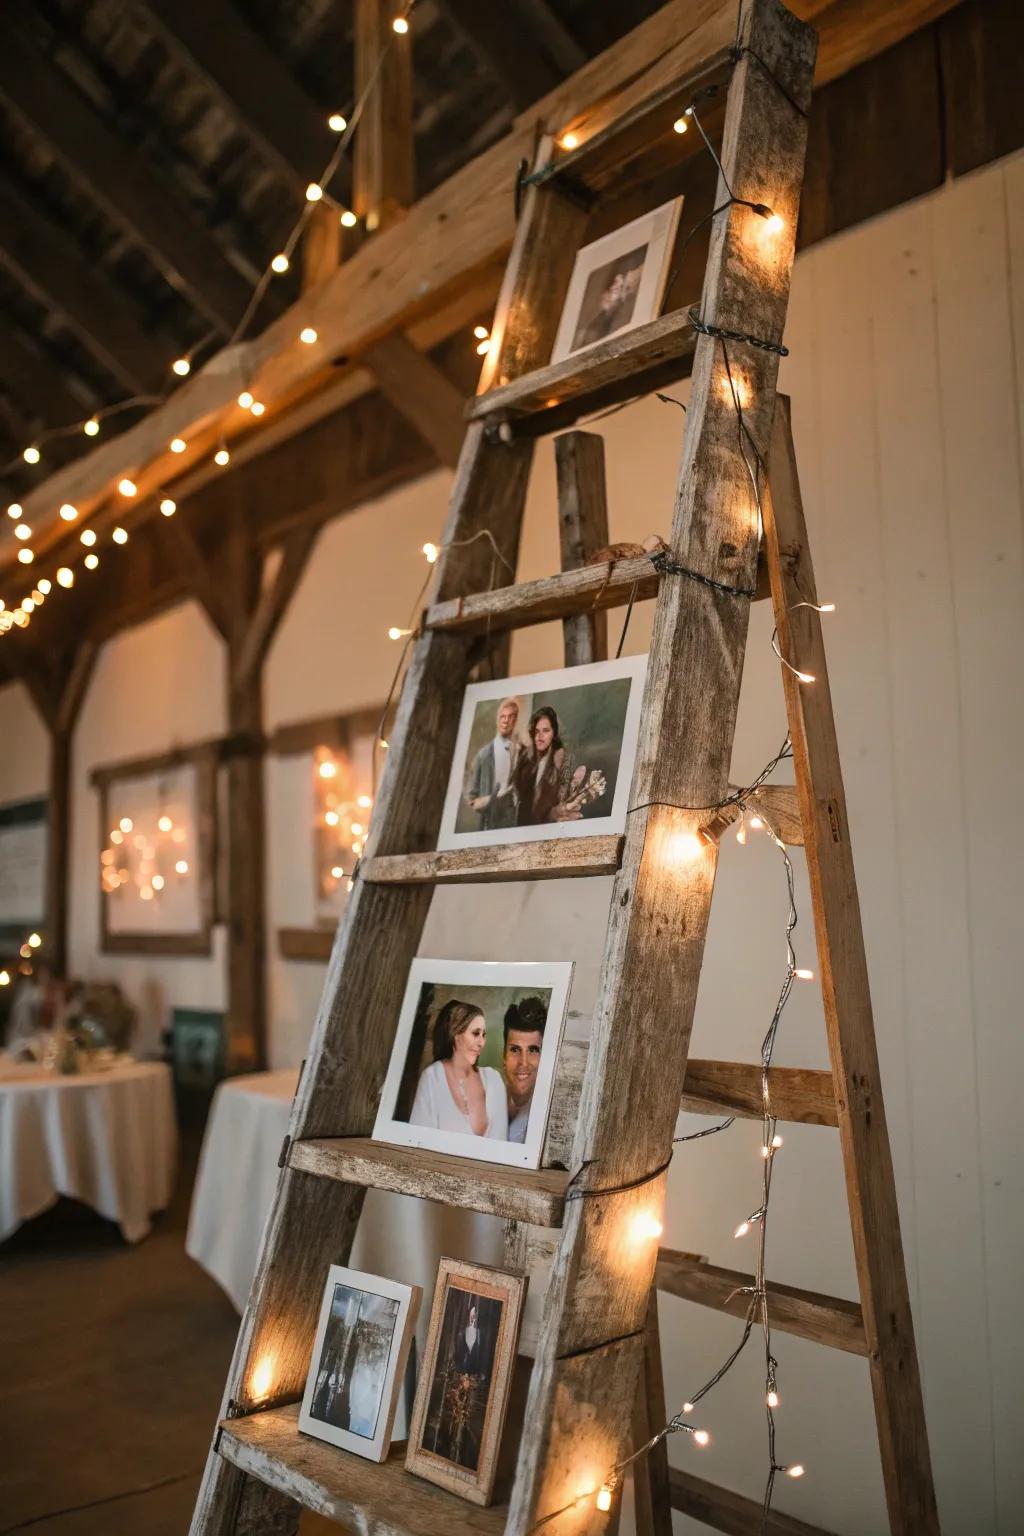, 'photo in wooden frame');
549,196,683,363
298,1264,421,1462
405,1258,527,1506
438,655,647,851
